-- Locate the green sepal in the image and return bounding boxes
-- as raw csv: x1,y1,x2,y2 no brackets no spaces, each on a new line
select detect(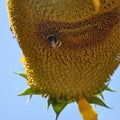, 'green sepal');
105,86,118,92
98,92,104,100
18,87,39,96
87,96,110,108
15,72,27,79
48,98,53,109
48,98,72,120
26,95,33,103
